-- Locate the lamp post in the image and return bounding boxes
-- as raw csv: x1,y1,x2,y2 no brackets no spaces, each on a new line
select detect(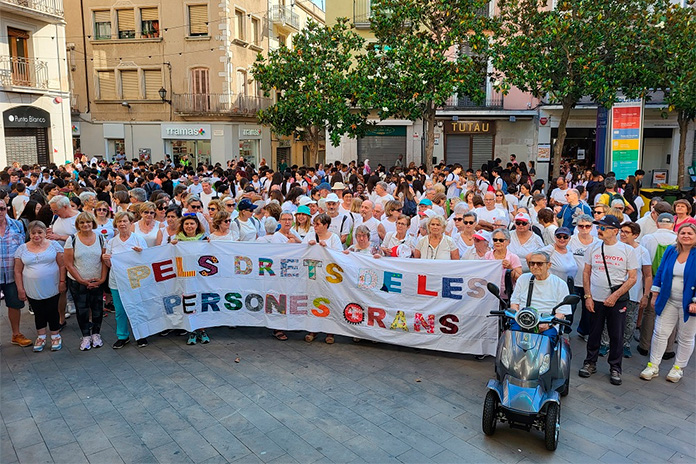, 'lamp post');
158,87,171,104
